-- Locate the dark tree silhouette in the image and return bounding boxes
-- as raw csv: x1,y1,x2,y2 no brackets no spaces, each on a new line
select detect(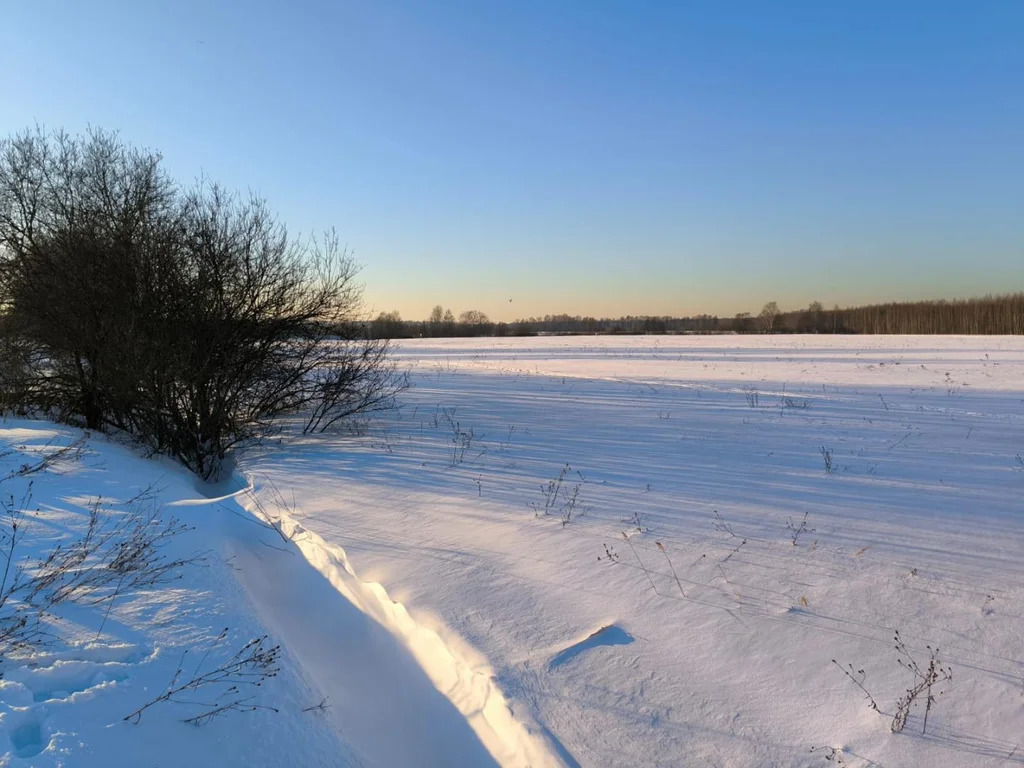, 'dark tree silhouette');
0,127,403,479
